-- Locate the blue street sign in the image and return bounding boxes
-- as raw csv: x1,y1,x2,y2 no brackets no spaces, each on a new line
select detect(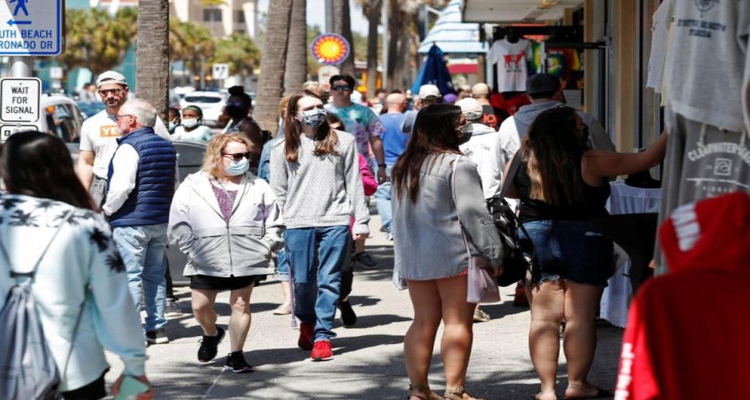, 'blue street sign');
0,0,63,56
